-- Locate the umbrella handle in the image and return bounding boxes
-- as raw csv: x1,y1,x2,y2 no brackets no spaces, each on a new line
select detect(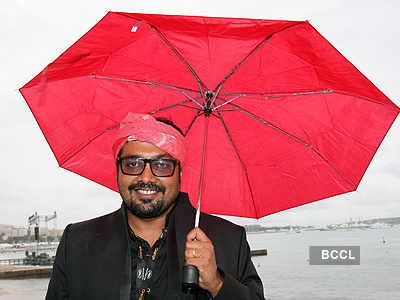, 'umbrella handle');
184,208,201,294
182,264,199,294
